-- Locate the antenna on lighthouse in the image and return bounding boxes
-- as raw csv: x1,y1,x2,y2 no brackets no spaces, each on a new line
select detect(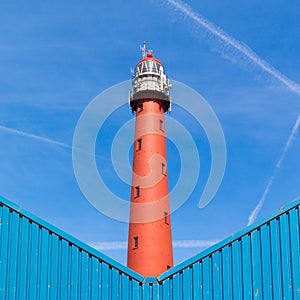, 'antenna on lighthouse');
140,41,146,58
130,67,135,78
